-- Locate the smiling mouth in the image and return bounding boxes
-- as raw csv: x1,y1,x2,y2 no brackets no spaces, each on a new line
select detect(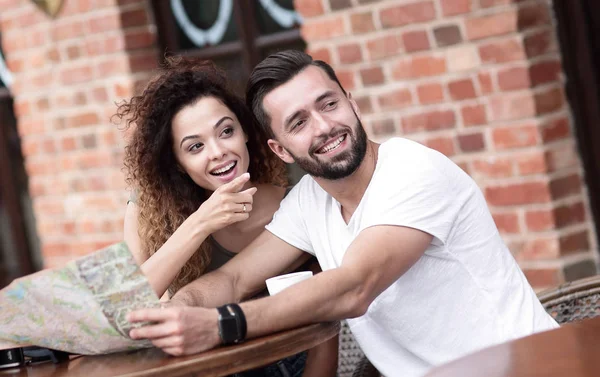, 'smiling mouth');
315,134,346,154
210,161,237,176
